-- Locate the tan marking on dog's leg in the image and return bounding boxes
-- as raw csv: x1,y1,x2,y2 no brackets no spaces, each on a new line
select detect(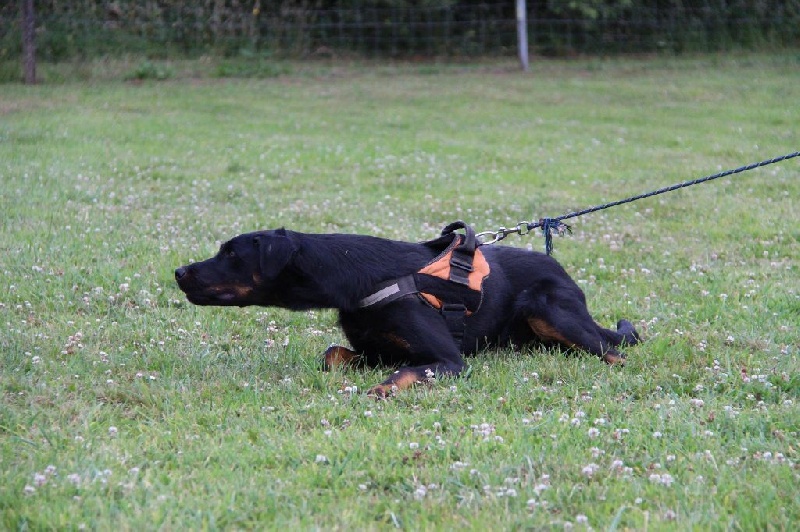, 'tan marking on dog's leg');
527,318,576,348
602,352,626,365
367,368,423,399
233,285,253,297
529,318,626,365
383,332,412,350
322,345,359,370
